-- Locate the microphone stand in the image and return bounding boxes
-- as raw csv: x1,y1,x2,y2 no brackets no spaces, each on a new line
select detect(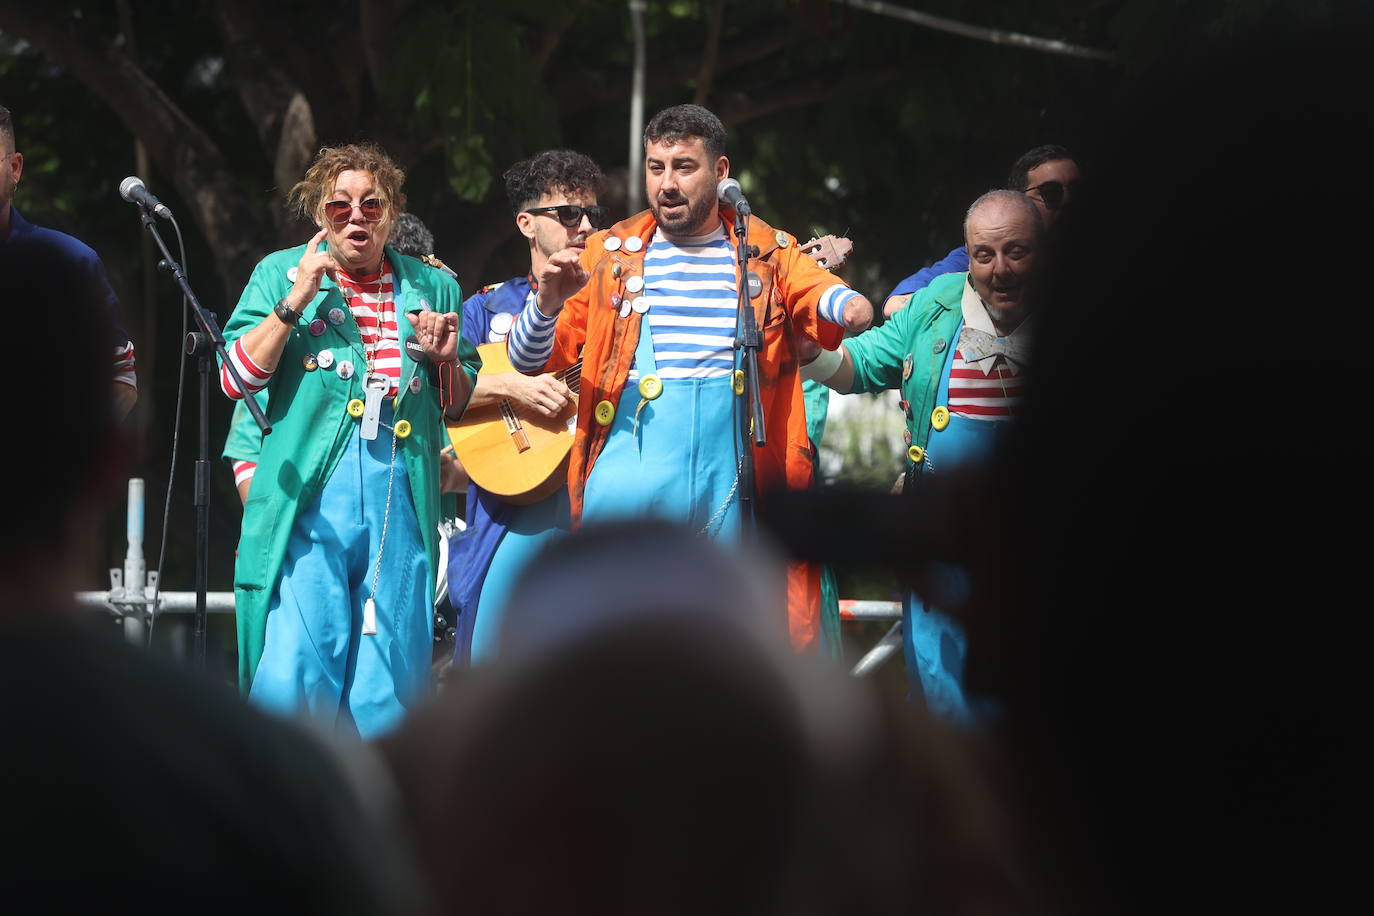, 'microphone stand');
731,207,766,539
137,207,271,668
